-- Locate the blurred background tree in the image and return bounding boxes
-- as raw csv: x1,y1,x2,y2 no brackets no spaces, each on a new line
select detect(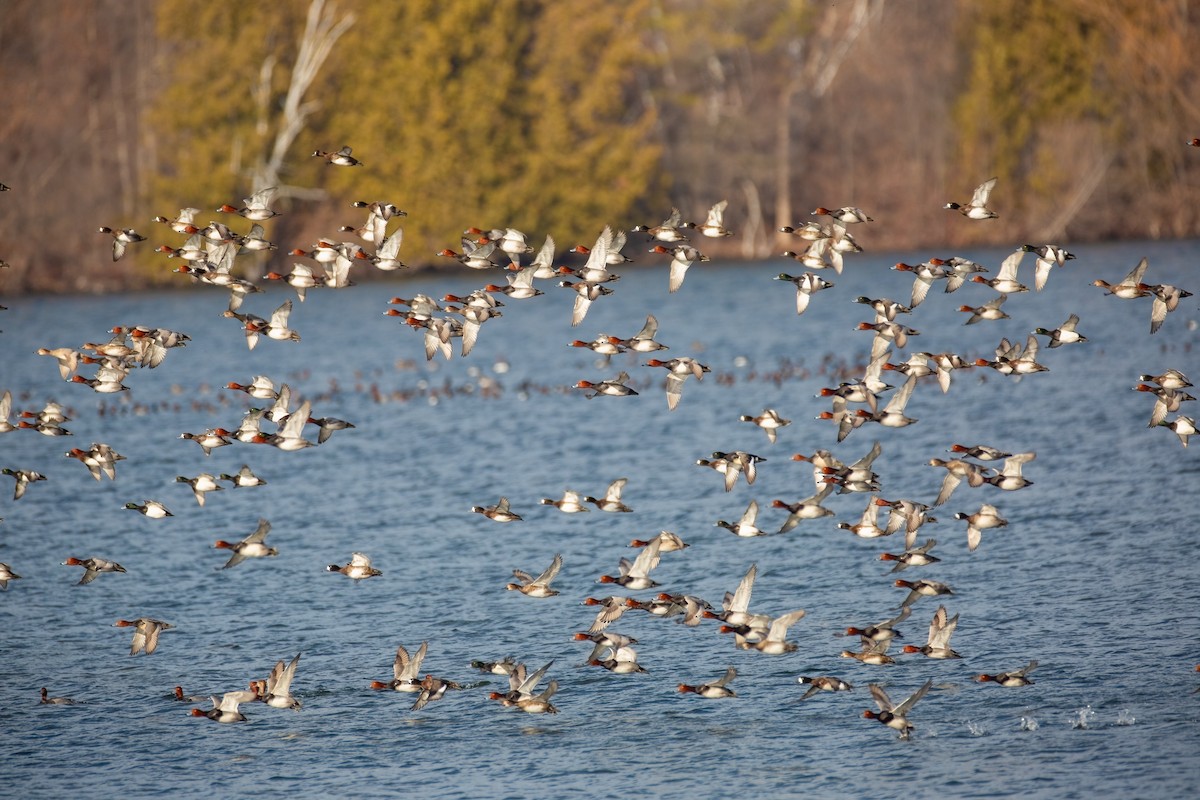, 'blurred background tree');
1,0,1199,295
